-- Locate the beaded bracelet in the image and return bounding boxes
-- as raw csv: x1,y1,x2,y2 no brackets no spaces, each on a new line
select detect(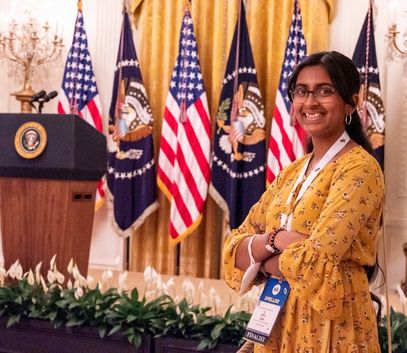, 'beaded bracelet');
265,227,285,255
